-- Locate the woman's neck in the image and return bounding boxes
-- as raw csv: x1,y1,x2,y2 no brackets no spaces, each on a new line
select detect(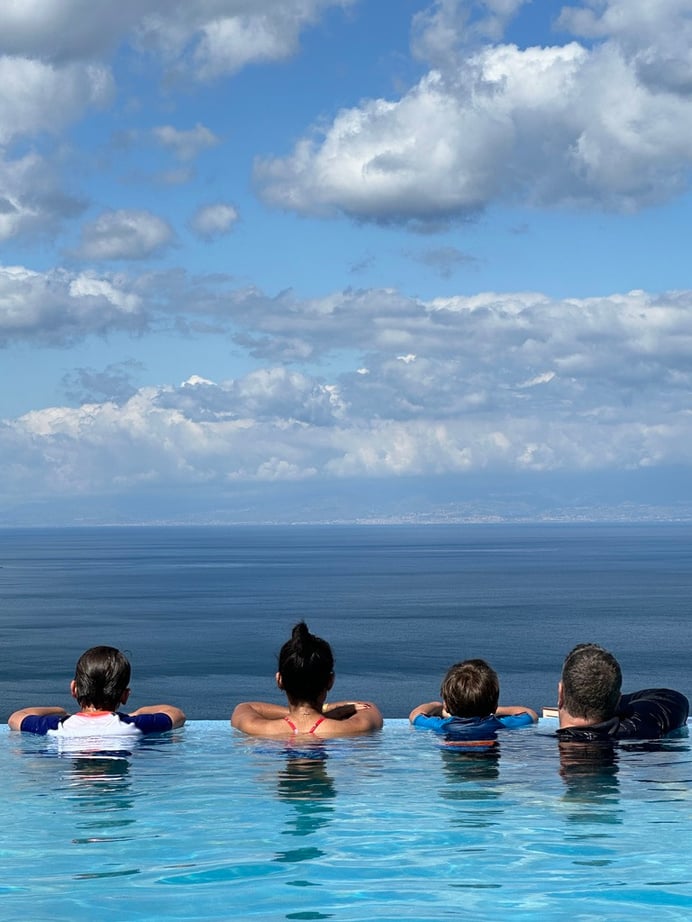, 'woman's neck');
286,697,323,717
